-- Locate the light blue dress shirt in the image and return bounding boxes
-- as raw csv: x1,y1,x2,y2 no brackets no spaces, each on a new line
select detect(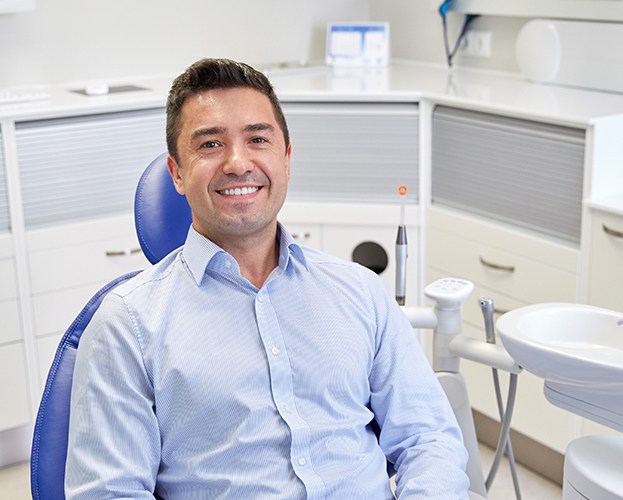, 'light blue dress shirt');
66,224,469,499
